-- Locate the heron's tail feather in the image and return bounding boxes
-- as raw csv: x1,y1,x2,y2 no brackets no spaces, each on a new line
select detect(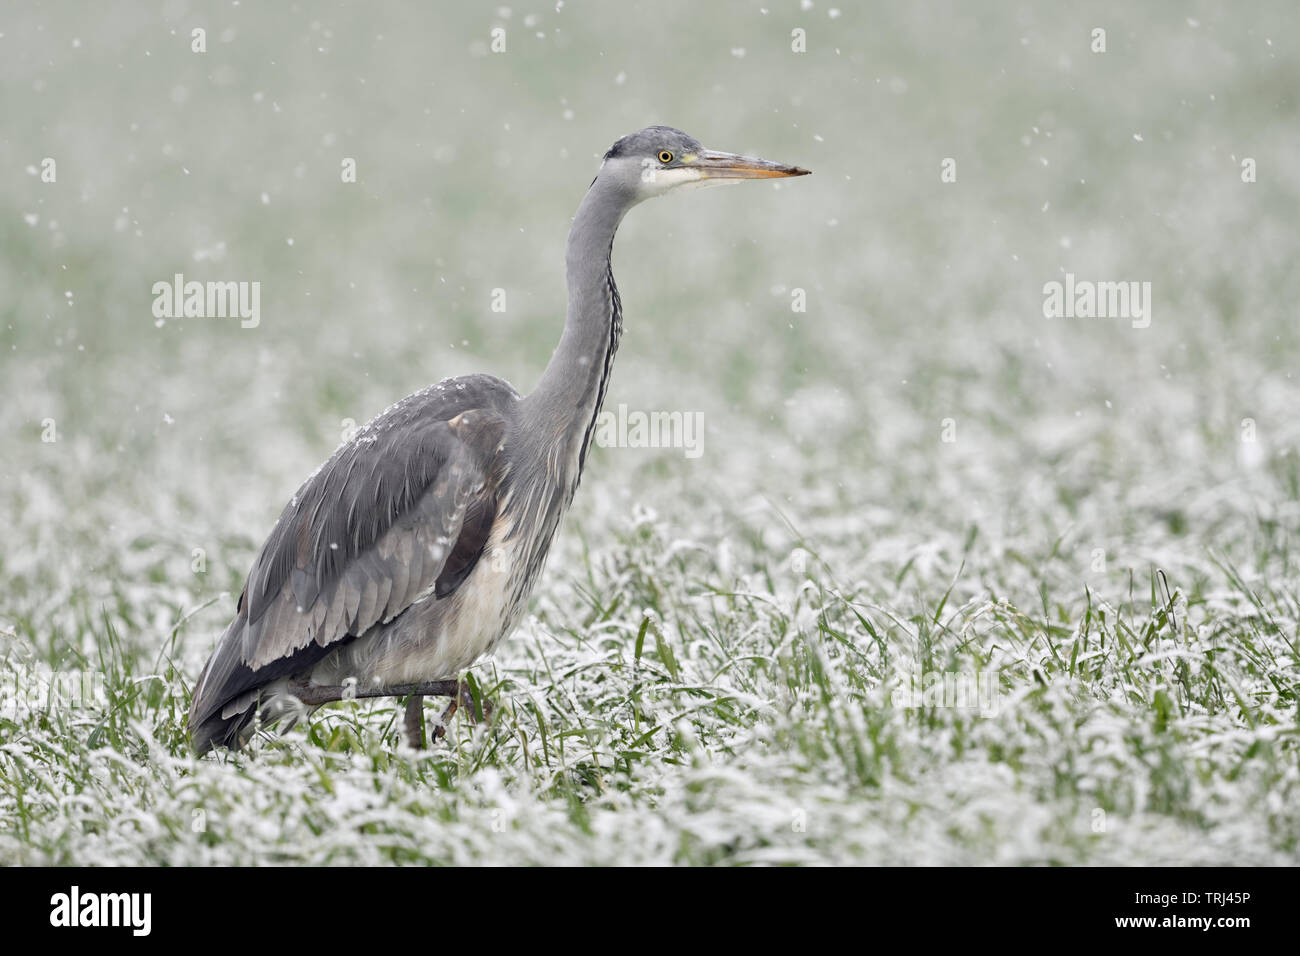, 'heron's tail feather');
188,607,337,754
189,680,311,754
190,707,256,755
